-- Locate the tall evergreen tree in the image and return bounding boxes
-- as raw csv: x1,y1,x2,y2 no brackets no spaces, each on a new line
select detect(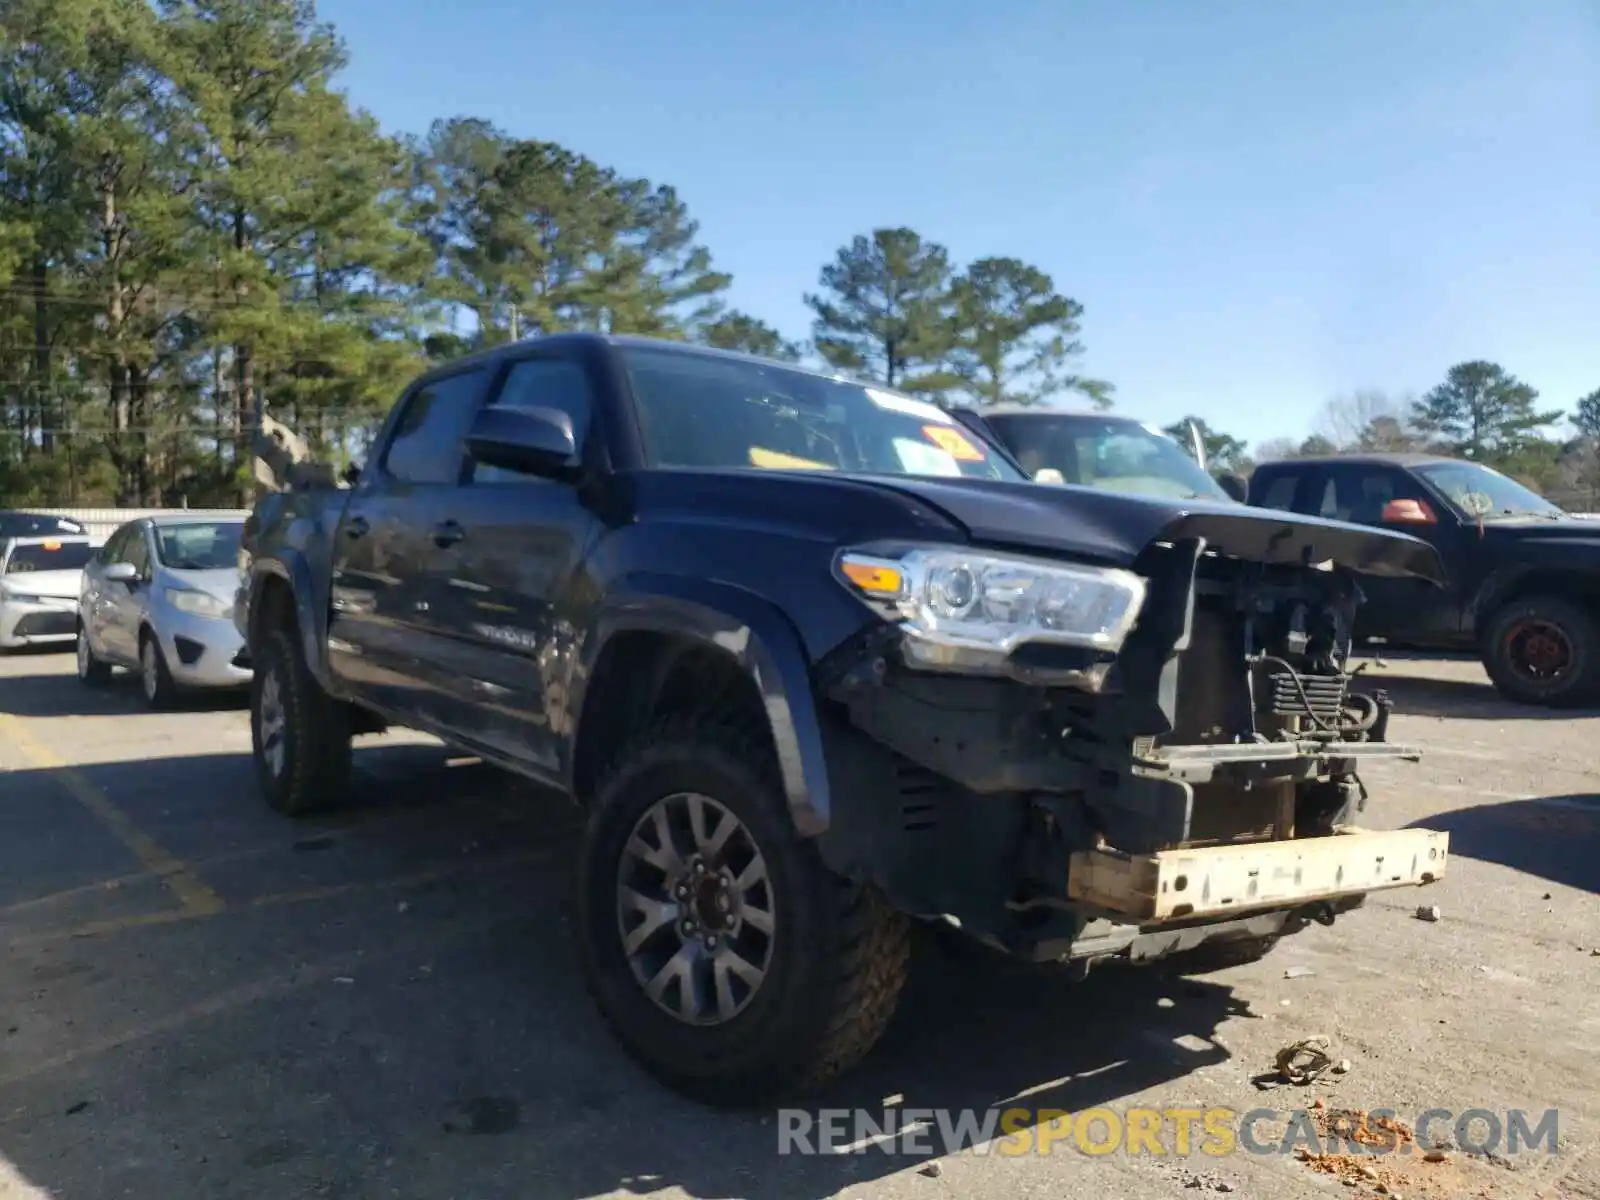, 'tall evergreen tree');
804,227,953,390
945,256,1112,408
1410,361,1562,464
